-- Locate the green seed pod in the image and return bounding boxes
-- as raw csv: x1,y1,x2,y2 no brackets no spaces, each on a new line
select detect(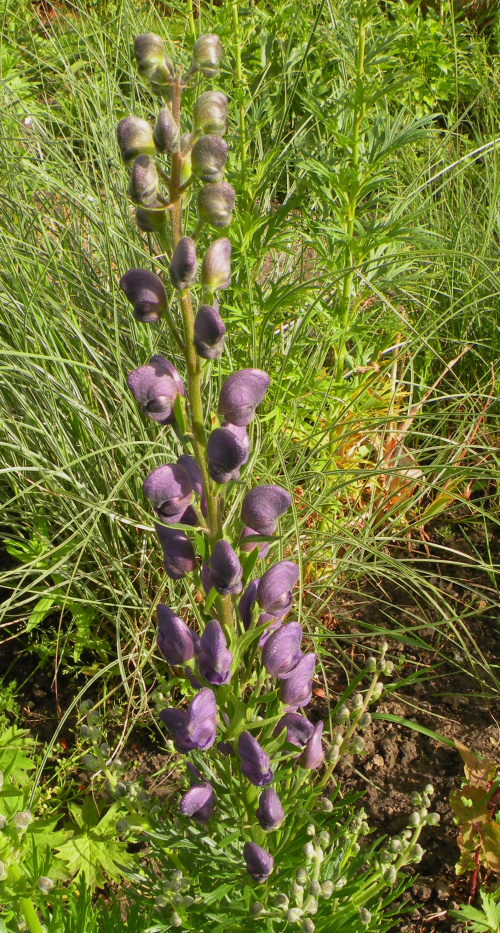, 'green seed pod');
193,91,228,136
191,135,228,183
128,155,159,206
38,877,54,895
198,182,235,228
134,34,171,79
192,34,223,78
154,107,180,153
117,117,155,167
135,201,169,234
